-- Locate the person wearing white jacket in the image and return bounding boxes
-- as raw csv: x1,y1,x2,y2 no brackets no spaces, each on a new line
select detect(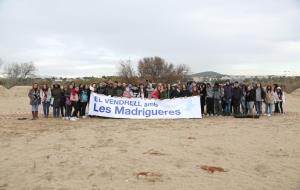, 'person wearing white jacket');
265,85,275,116
274,87,285,114
40,84,52,118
